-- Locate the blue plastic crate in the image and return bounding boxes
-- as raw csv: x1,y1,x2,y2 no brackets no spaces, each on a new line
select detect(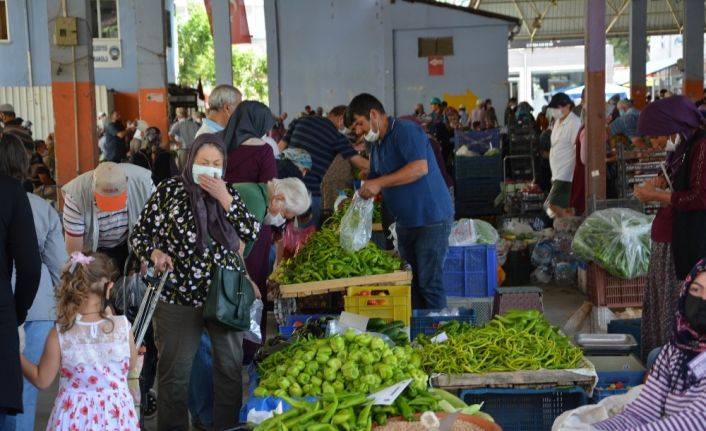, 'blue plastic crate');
455,177,502,203
460,387,588,431
410,308,475,340
454,201,501,218
587,355,646,389
592,386,629,402
278,314,334,339
454,155,503,180
443,245,497,298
